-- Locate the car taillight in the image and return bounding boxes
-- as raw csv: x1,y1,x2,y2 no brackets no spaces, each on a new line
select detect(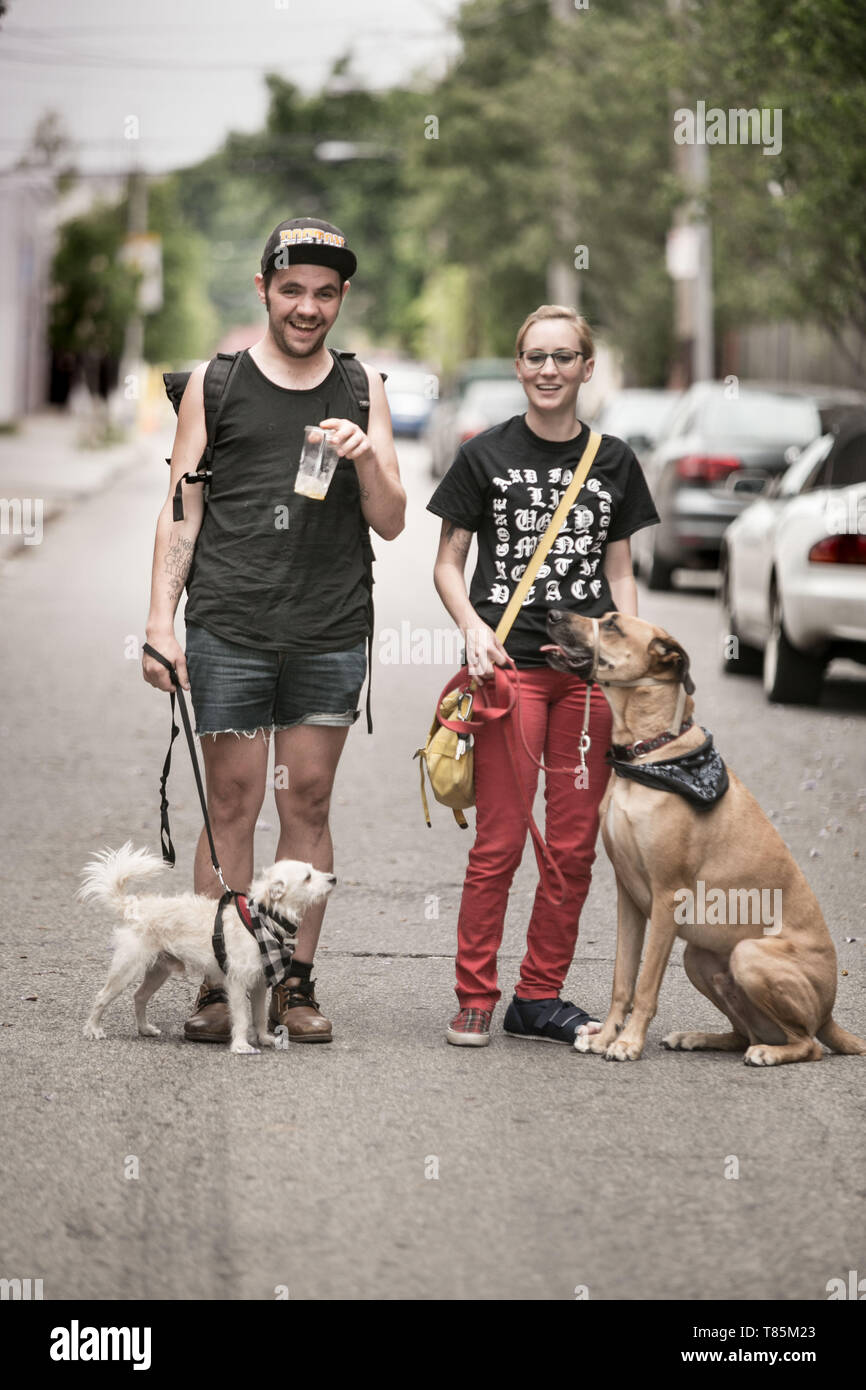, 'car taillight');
676,454,742,483
458,424,483,442
809,534,866,564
